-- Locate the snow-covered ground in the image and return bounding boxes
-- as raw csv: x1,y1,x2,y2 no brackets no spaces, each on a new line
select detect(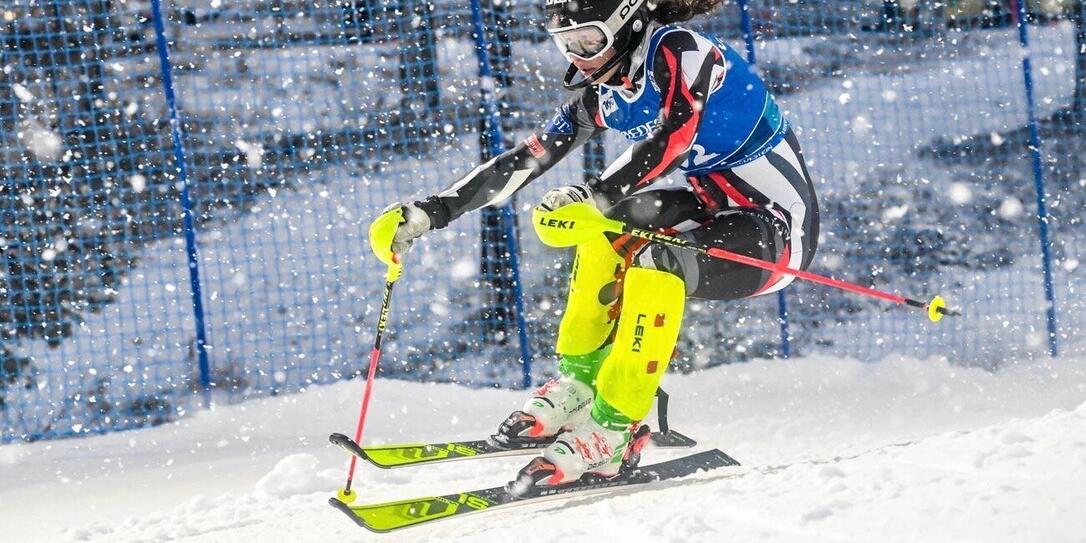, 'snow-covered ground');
2,354,1084,542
